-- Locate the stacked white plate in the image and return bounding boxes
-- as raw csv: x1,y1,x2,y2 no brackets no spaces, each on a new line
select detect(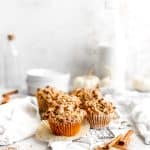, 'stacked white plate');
26,69,70,95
